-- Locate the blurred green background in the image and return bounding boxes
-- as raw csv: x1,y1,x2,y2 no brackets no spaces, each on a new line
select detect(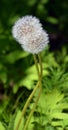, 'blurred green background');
0,0,68,91
0,0,68,130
